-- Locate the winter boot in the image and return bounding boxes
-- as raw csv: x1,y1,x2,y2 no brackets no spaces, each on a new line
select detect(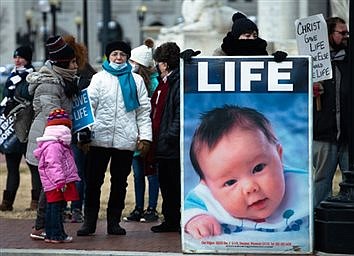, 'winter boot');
25,200,38,211
77,208,99,236
107,208,126,235
25,189,40,211
0,190,16,211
